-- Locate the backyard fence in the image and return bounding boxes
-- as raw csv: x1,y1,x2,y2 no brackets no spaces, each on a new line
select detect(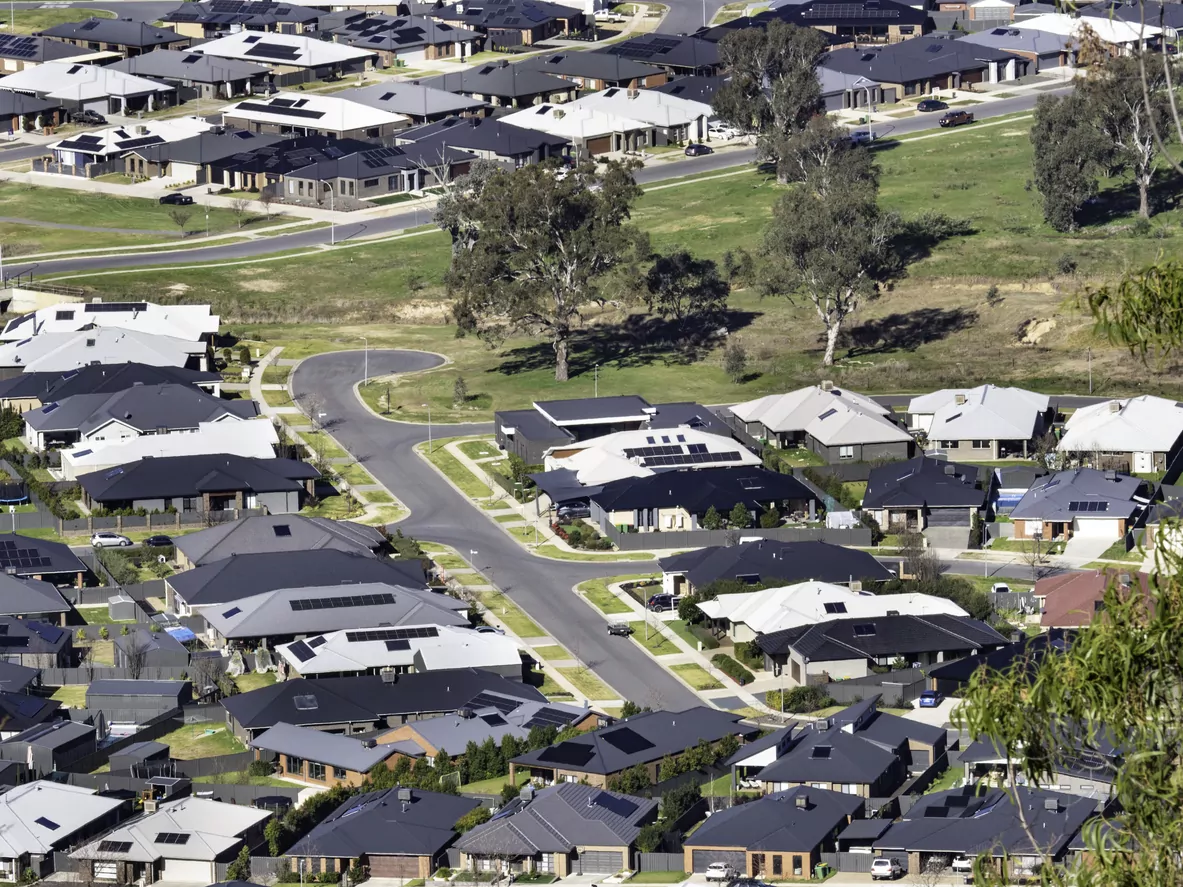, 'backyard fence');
602,525,871,551
636,854,686,872
819,853,899,874
171,751,256,778
61,707,184,774
59,508,266,536
808,668,928,706
40,666,192,685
